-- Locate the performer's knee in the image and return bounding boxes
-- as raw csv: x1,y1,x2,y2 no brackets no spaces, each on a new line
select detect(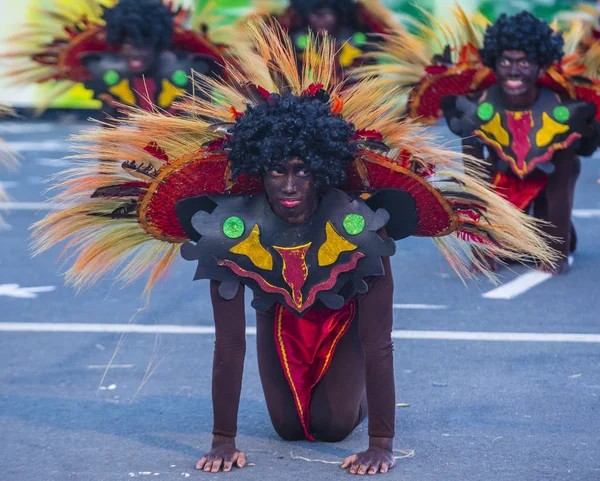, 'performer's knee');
271,417,305,441
309,412,357,443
